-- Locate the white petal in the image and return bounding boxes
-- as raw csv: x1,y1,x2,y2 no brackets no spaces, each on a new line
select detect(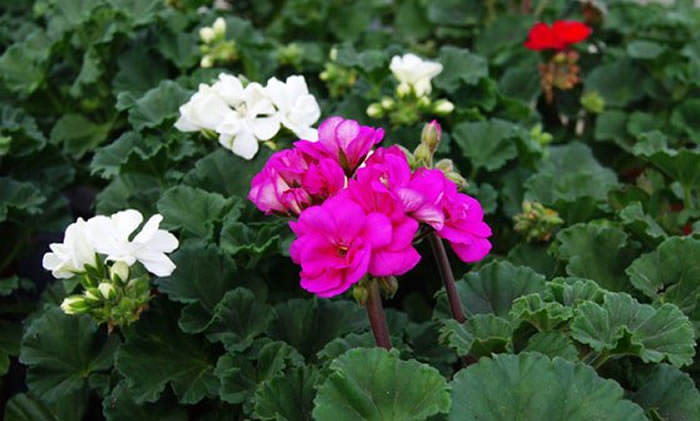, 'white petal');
264,77,290,110
134,249,177,277
292,126,318,141
287,94,320,127
231,130,259,160
213,73,244,106
215,110,243,135
250,115,281,141
133,214,163,244
111,210,143,241
146,231,179,253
